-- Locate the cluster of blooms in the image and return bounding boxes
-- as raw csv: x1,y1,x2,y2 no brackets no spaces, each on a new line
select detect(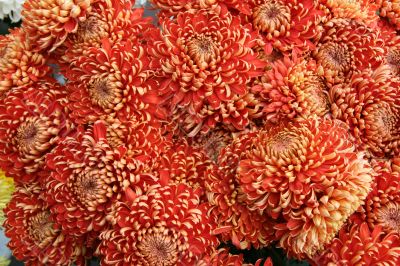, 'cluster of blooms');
0,0,400,265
